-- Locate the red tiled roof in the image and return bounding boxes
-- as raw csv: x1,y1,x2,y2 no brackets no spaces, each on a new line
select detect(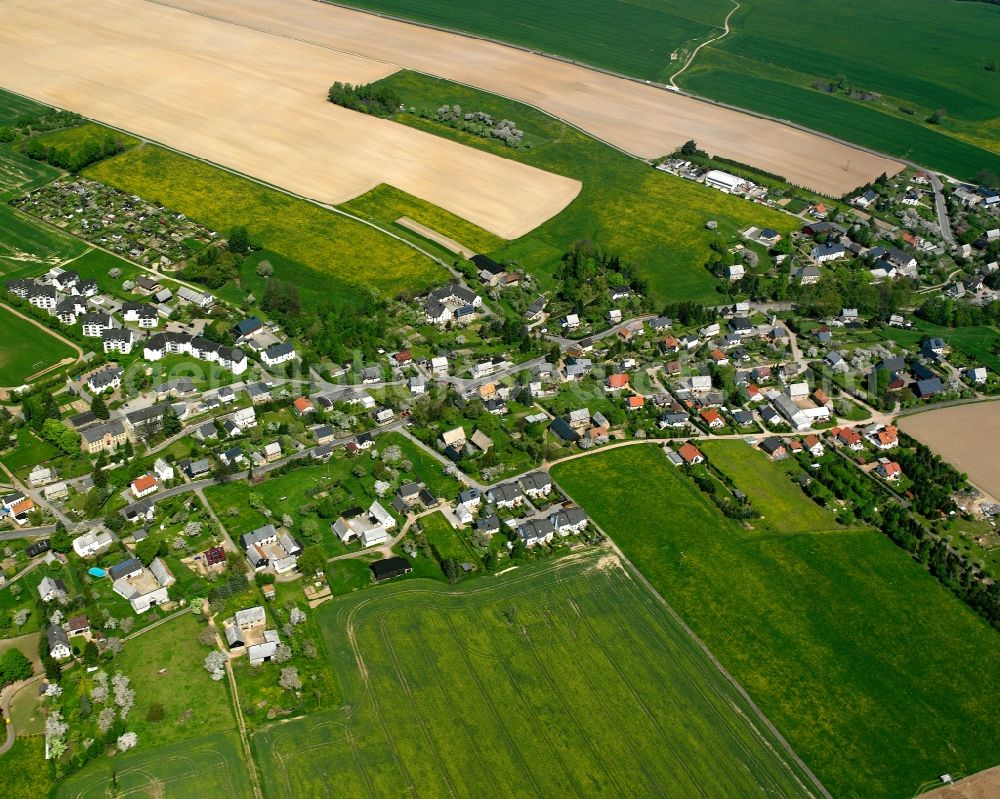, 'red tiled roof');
608,373,630,389
678,443,703,463
394,349,412,363
628,395,645,409
293,397,313,412
131,475,157,493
